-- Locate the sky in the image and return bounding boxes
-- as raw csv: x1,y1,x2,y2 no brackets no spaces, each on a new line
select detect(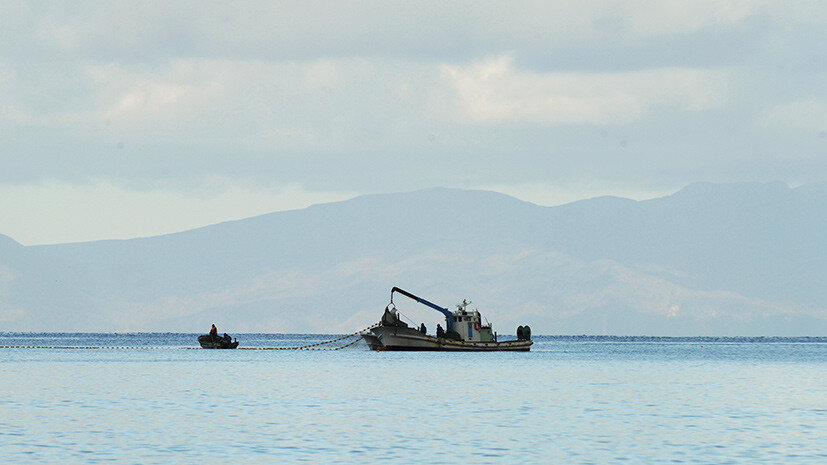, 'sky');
0,0,825,245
